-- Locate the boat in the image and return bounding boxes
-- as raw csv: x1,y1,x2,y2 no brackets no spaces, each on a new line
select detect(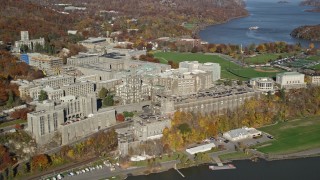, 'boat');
209,164,236,170
249,26,259,30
